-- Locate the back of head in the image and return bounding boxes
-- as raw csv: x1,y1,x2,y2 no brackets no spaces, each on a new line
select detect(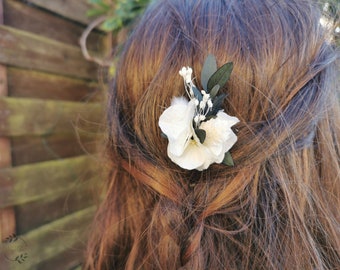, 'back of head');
85,0,340,269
